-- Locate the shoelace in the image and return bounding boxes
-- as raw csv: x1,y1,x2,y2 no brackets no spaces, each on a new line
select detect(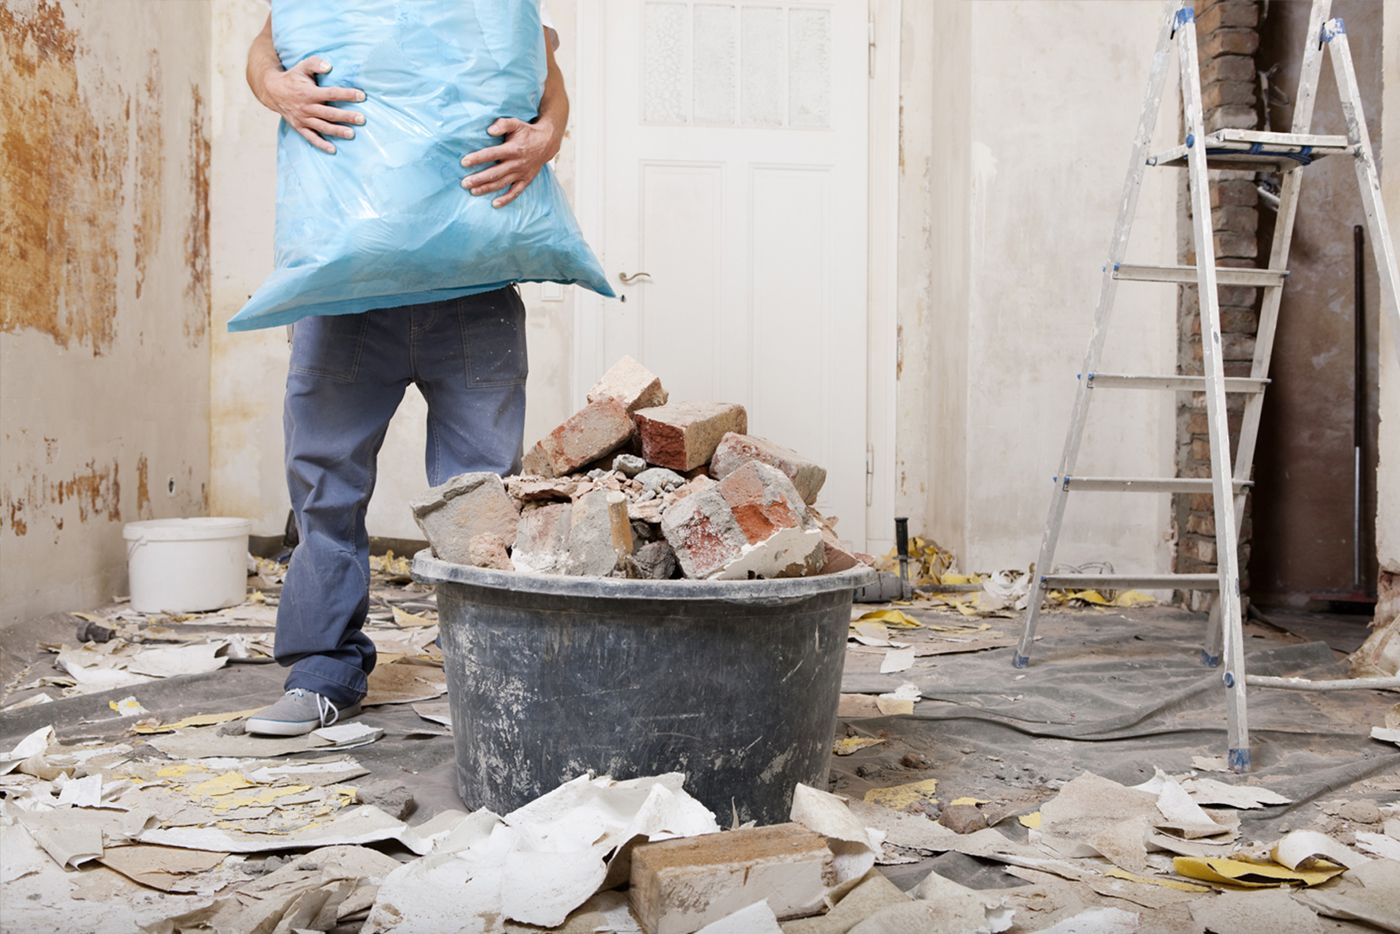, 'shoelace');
315,692,341,728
